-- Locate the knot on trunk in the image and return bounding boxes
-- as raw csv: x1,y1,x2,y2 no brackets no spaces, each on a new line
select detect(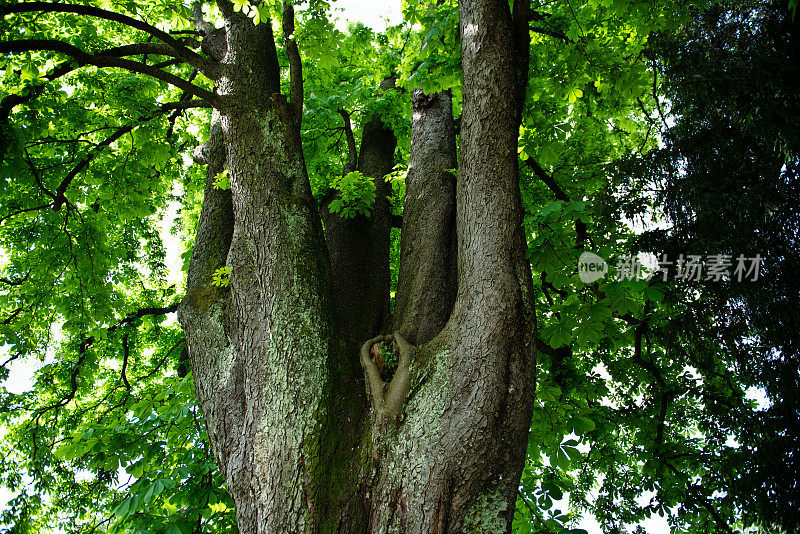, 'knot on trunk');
360,332,414,419
201,27,228,62
193,1,227,61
